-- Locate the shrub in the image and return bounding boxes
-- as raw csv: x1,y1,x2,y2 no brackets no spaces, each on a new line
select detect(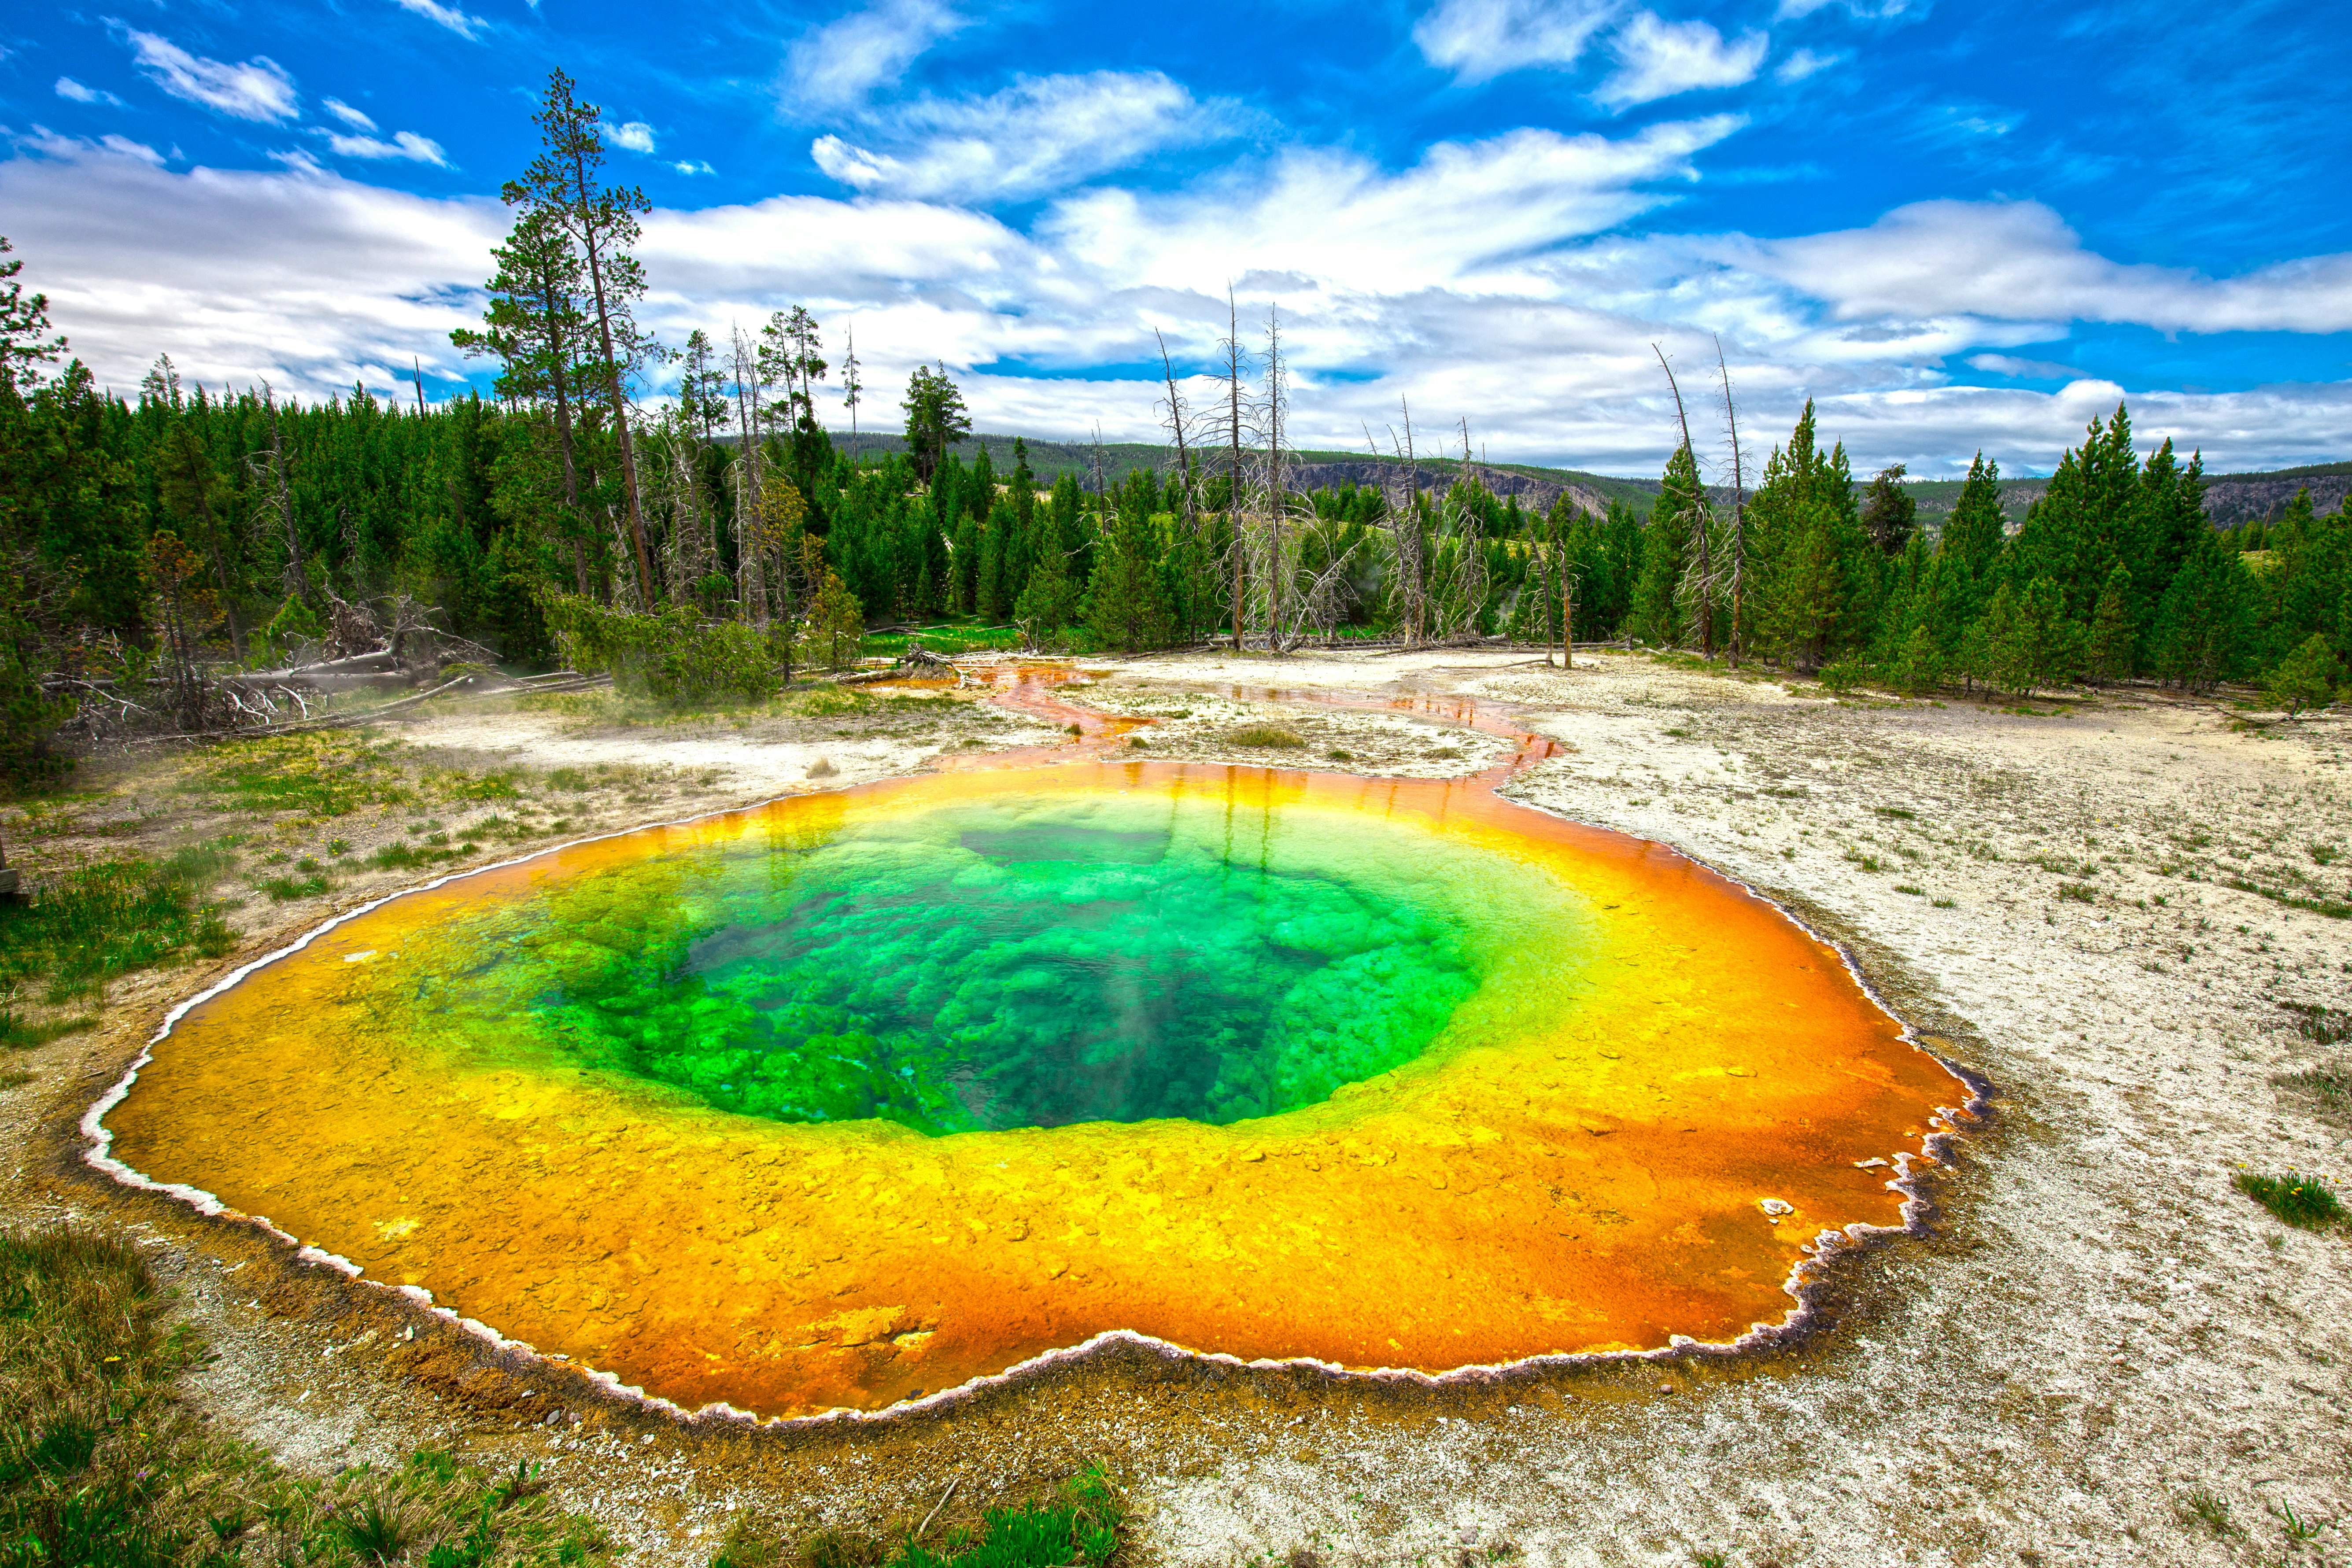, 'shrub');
543,598,780,704
1226,725,1305,749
